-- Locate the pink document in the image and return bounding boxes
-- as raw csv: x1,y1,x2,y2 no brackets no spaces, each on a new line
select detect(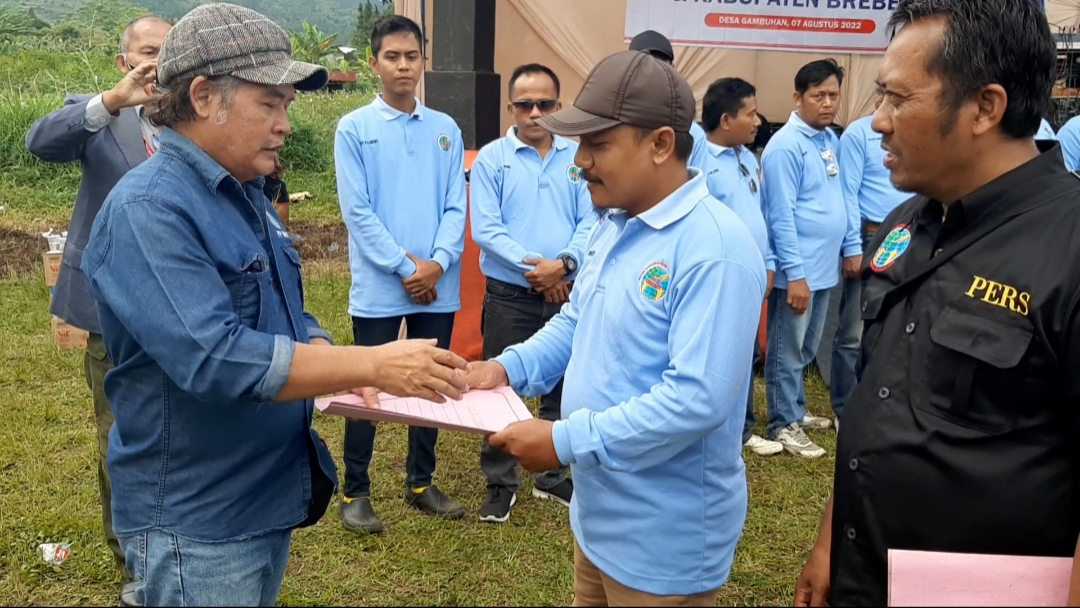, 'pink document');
314,387,533,435
888,549,1072,607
